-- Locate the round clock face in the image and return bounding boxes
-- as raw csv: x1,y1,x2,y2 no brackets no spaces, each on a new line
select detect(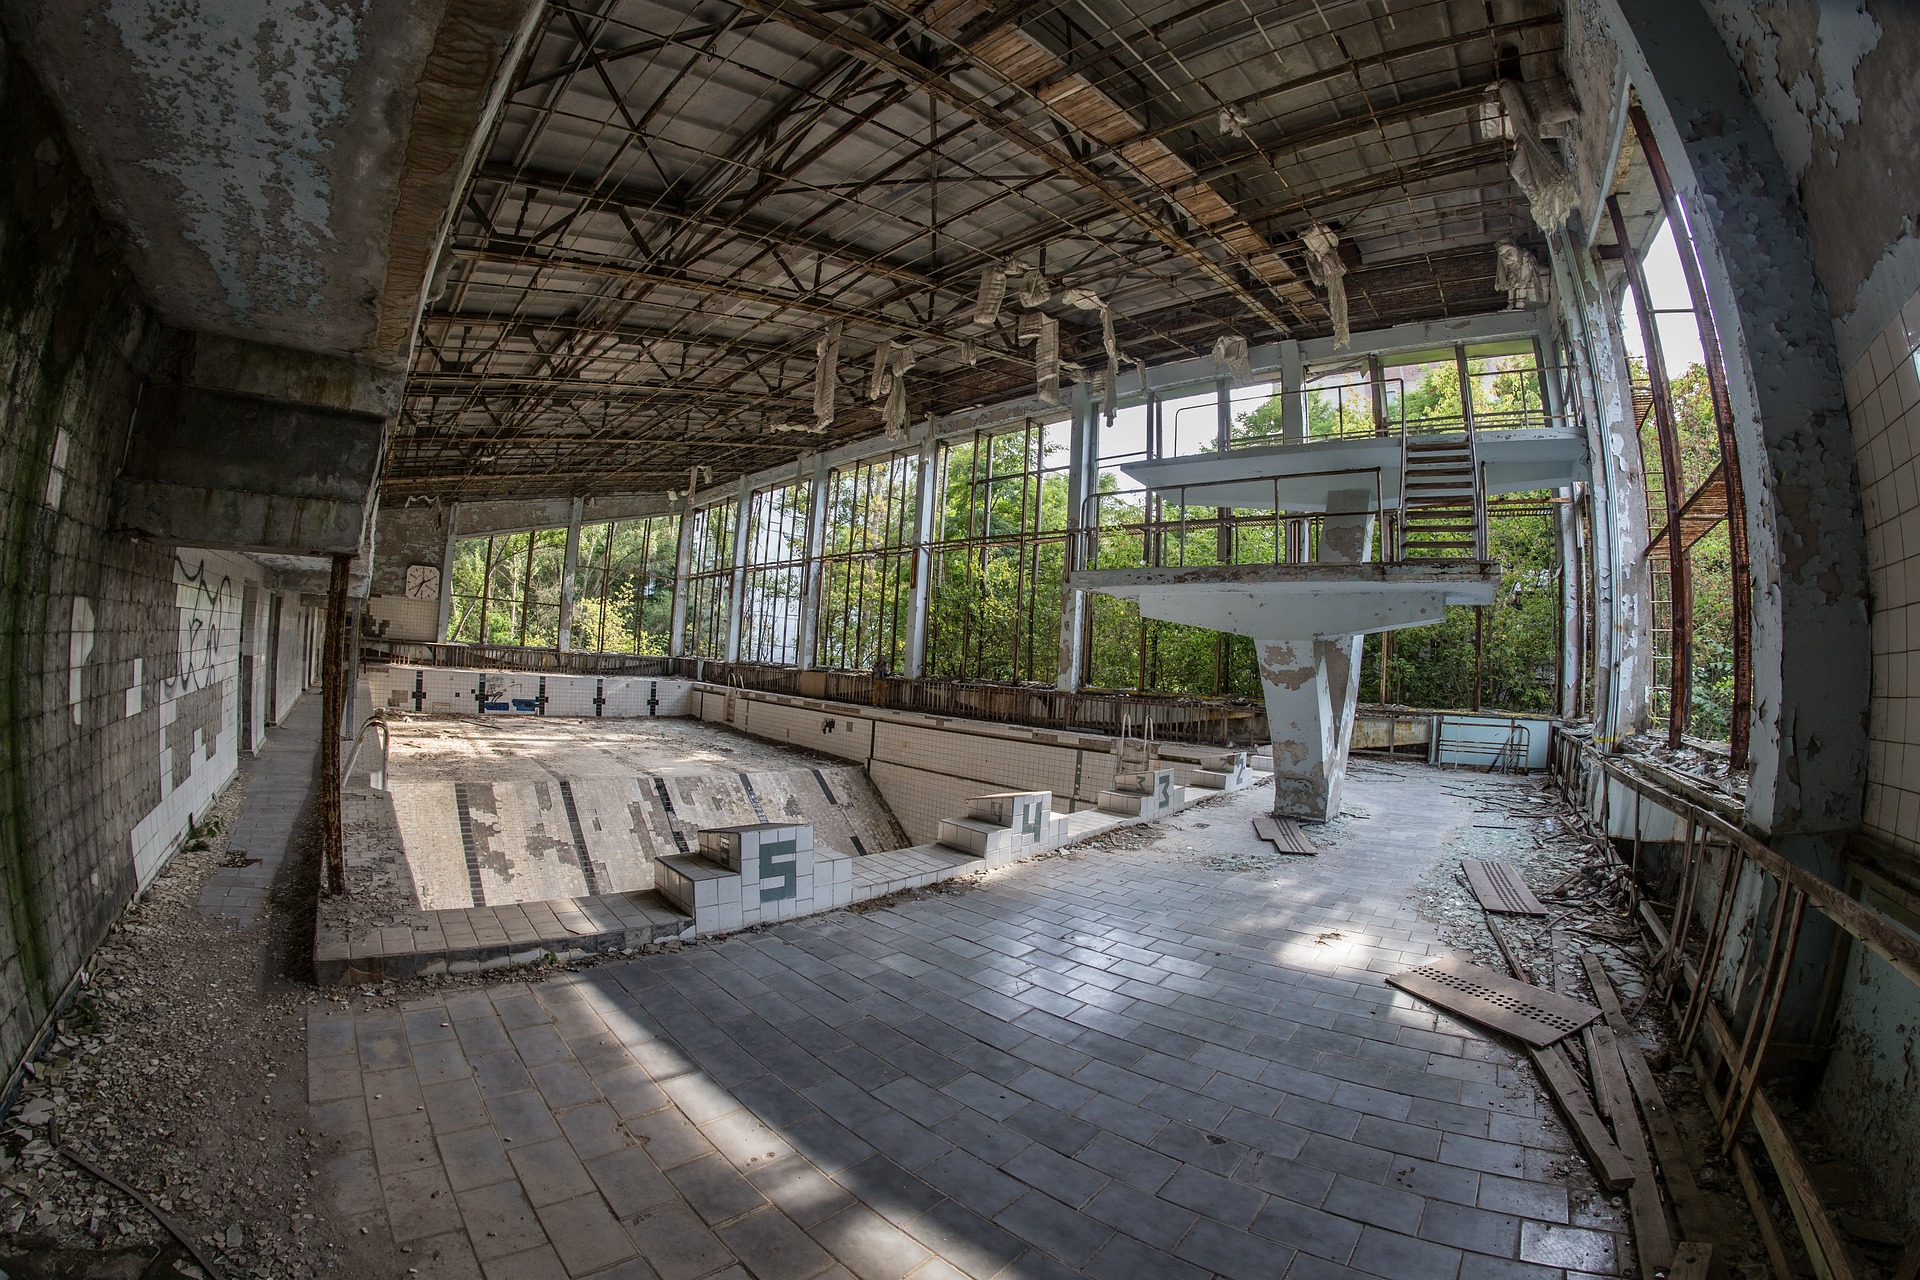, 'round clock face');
405,565,441,599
